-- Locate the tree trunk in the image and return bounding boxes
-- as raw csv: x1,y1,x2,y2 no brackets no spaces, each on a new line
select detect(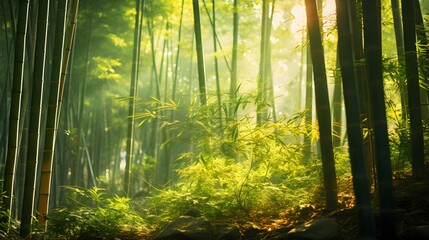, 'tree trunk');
124,0,143,196
336,0,377,237
193,0,207,106
2,0,30,226
304,0,338,211
20,0,51,236
212,0,223,130
414,0,429,121
266,2,276,122
172,0,184,102
401,0,425,178
302,43,313,162
36,0,70,227
362,0,396,238
349,0,375,185
257,0,269,125
230,0,238,123
332,50,342,149
391,0,408,120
